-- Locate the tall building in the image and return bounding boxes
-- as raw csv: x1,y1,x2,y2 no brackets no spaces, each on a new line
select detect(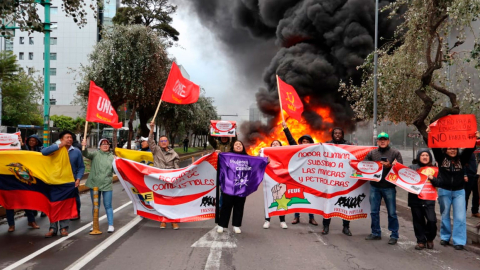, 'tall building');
11,0,118,106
